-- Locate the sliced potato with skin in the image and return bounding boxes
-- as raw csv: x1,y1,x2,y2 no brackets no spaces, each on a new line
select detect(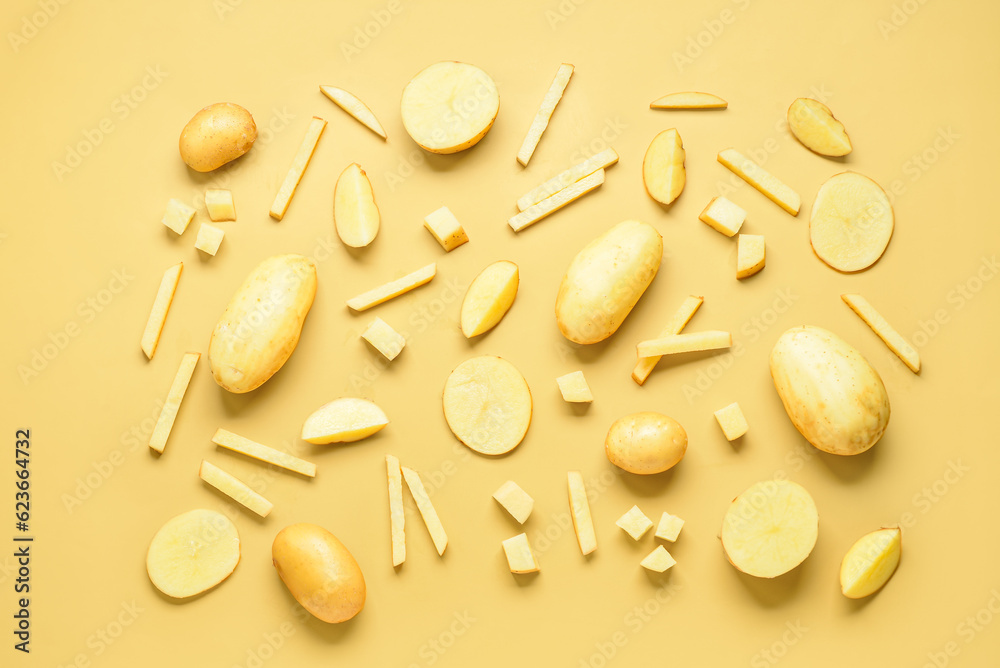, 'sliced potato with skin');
721,479,818,578
146,509,240,599
334,163,380,248
840,527,901,598
643,128,686,205
401,61,500,154
320,85,387,140
737,234,766,279
443,356,532,456
650,91,727,109
460,261,519,338
788,98,852,157
810,172,894,273
301,397,388,444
